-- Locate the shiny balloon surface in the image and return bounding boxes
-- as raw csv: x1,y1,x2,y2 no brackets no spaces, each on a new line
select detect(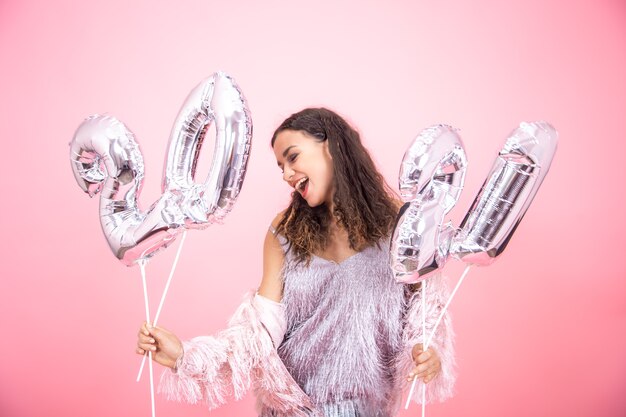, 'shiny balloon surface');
391,121,557,282
69,72,252,266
